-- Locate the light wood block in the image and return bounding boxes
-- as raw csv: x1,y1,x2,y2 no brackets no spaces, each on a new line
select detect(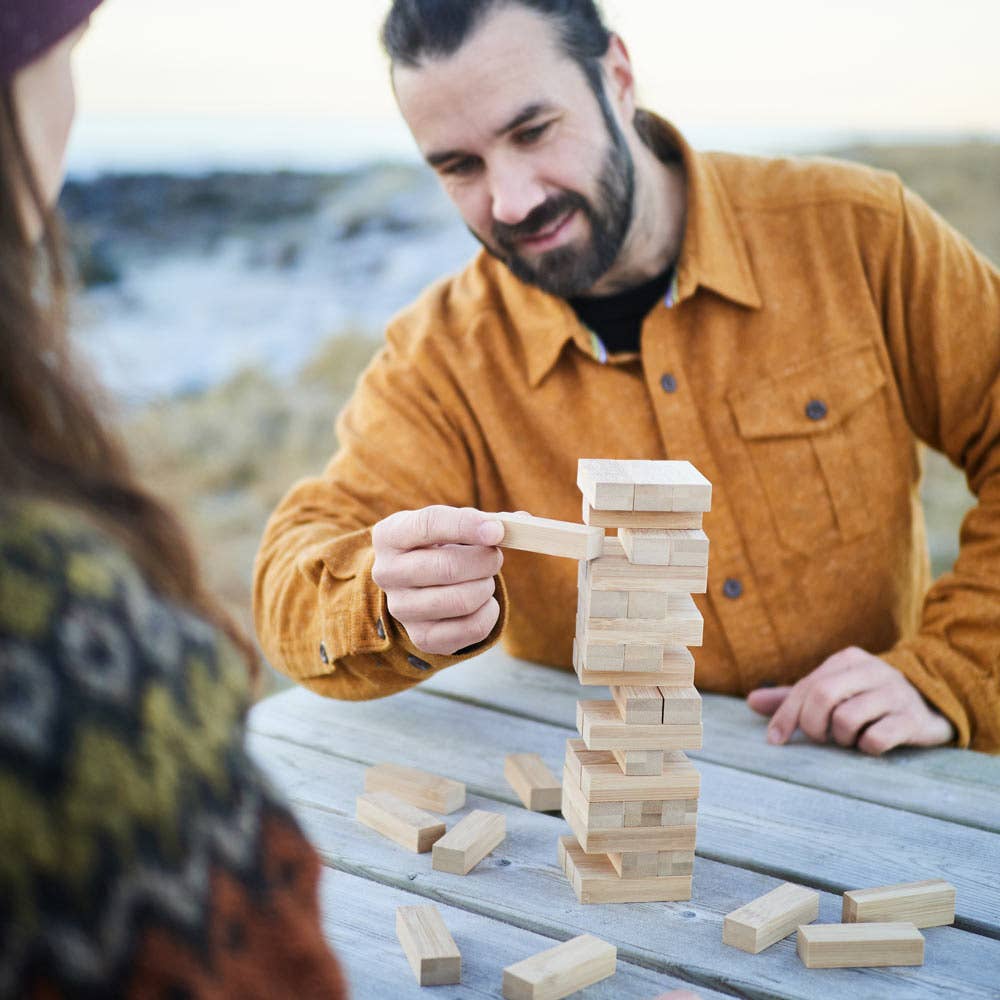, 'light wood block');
585,588,629,619
667,528,710,567
560,774,625,828
572,641,695,687
505,753,562,812
562,785,696,853
502,932,616,999
618,528,672,565
608,850,696,878
582,499,703,530
611,685,664,725
432,810,506,875
582,594,704,647
842,879,956,928
660,685,703,725
565,740,700,801
364,762,465,815
355,792,447,853
612,748,666,775
796,923,924,969
585,537,708,594
559,836,692,904
578,701,703,752
492,512,604,561
624,460,712,513
395,904,462,986
624,798,698,828
577,460,635,511
627,590,668,619
723,882,821,954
